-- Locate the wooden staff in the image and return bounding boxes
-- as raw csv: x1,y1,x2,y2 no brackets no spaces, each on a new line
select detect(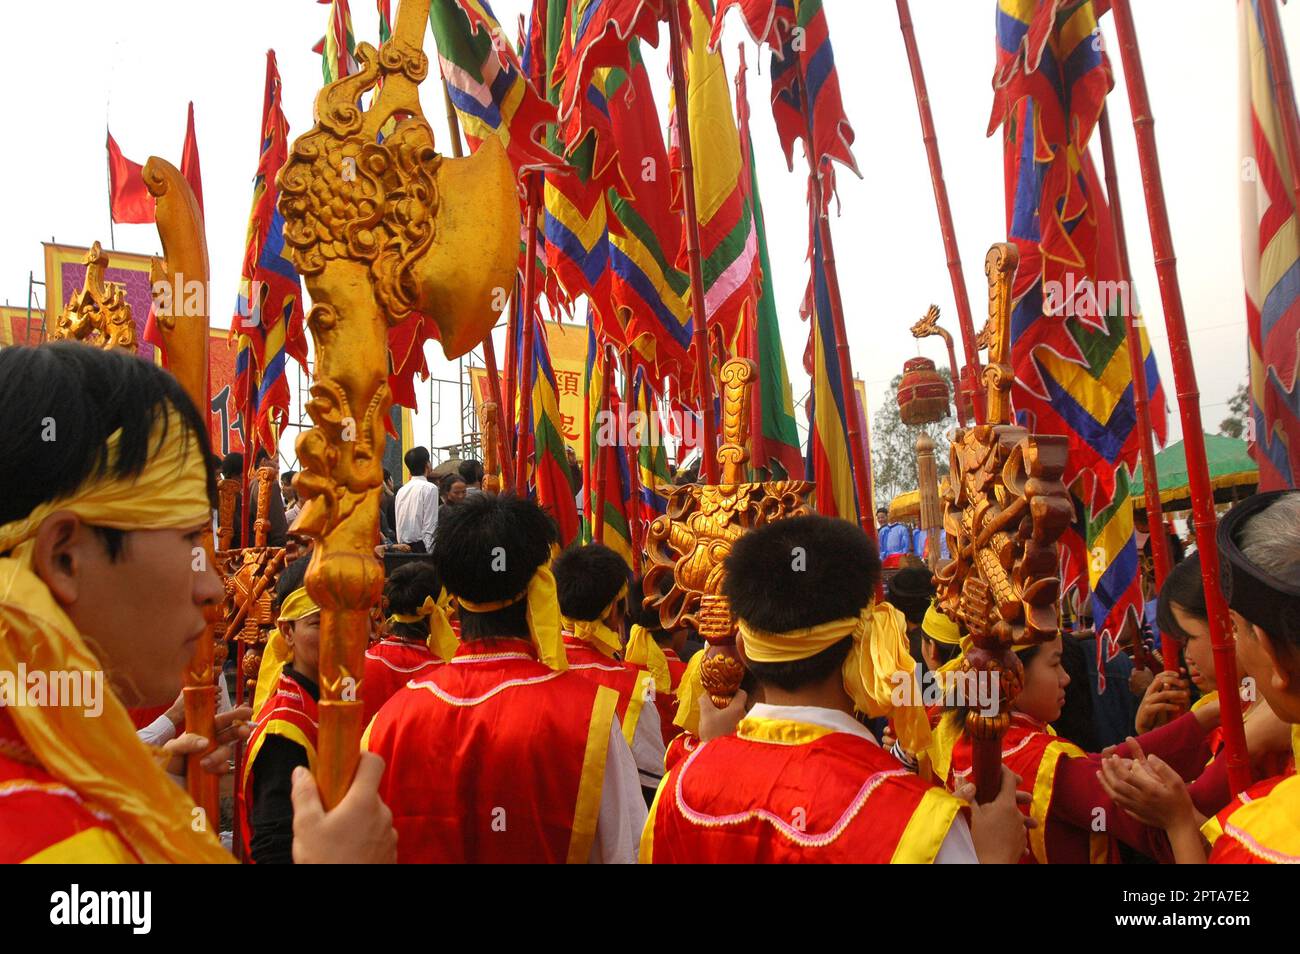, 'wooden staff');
793,47,877,542
1109,0,1251,794
667,0,721,482
514,177,543,493
143,156,219,827
1098,105,1176,670
593,345,613,544
623,360,644,573
895,0,985,424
